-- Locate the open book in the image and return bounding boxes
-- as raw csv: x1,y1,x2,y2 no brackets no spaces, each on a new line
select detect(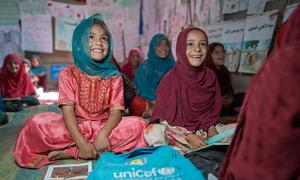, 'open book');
44,161,92,180
188,128,236,153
